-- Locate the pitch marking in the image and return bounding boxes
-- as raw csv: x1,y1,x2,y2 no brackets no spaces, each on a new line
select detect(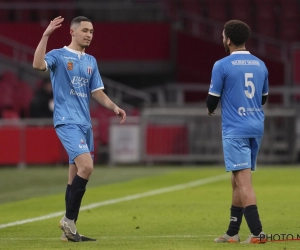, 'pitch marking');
0,173,229,229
